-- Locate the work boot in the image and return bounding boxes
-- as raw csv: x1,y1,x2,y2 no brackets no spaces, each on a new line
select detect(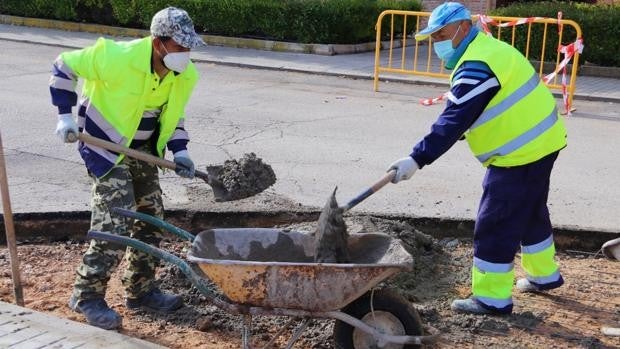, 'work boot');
451,298,493,315
515,278,542,293
68,296,122,330
126,288,183,312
